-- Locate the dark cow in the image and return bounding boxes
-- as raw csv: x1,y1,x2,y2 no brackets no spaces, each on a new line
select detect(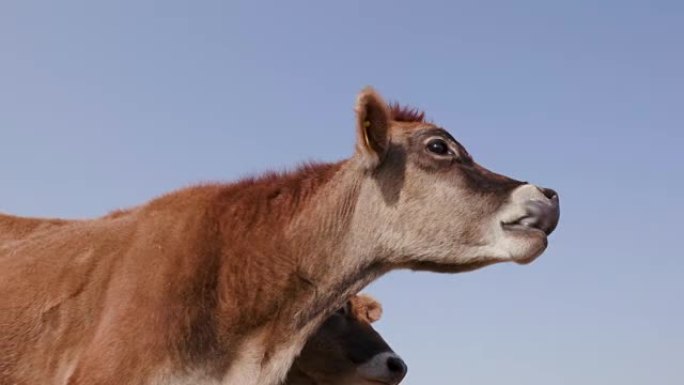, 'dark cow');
287,294,406,385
